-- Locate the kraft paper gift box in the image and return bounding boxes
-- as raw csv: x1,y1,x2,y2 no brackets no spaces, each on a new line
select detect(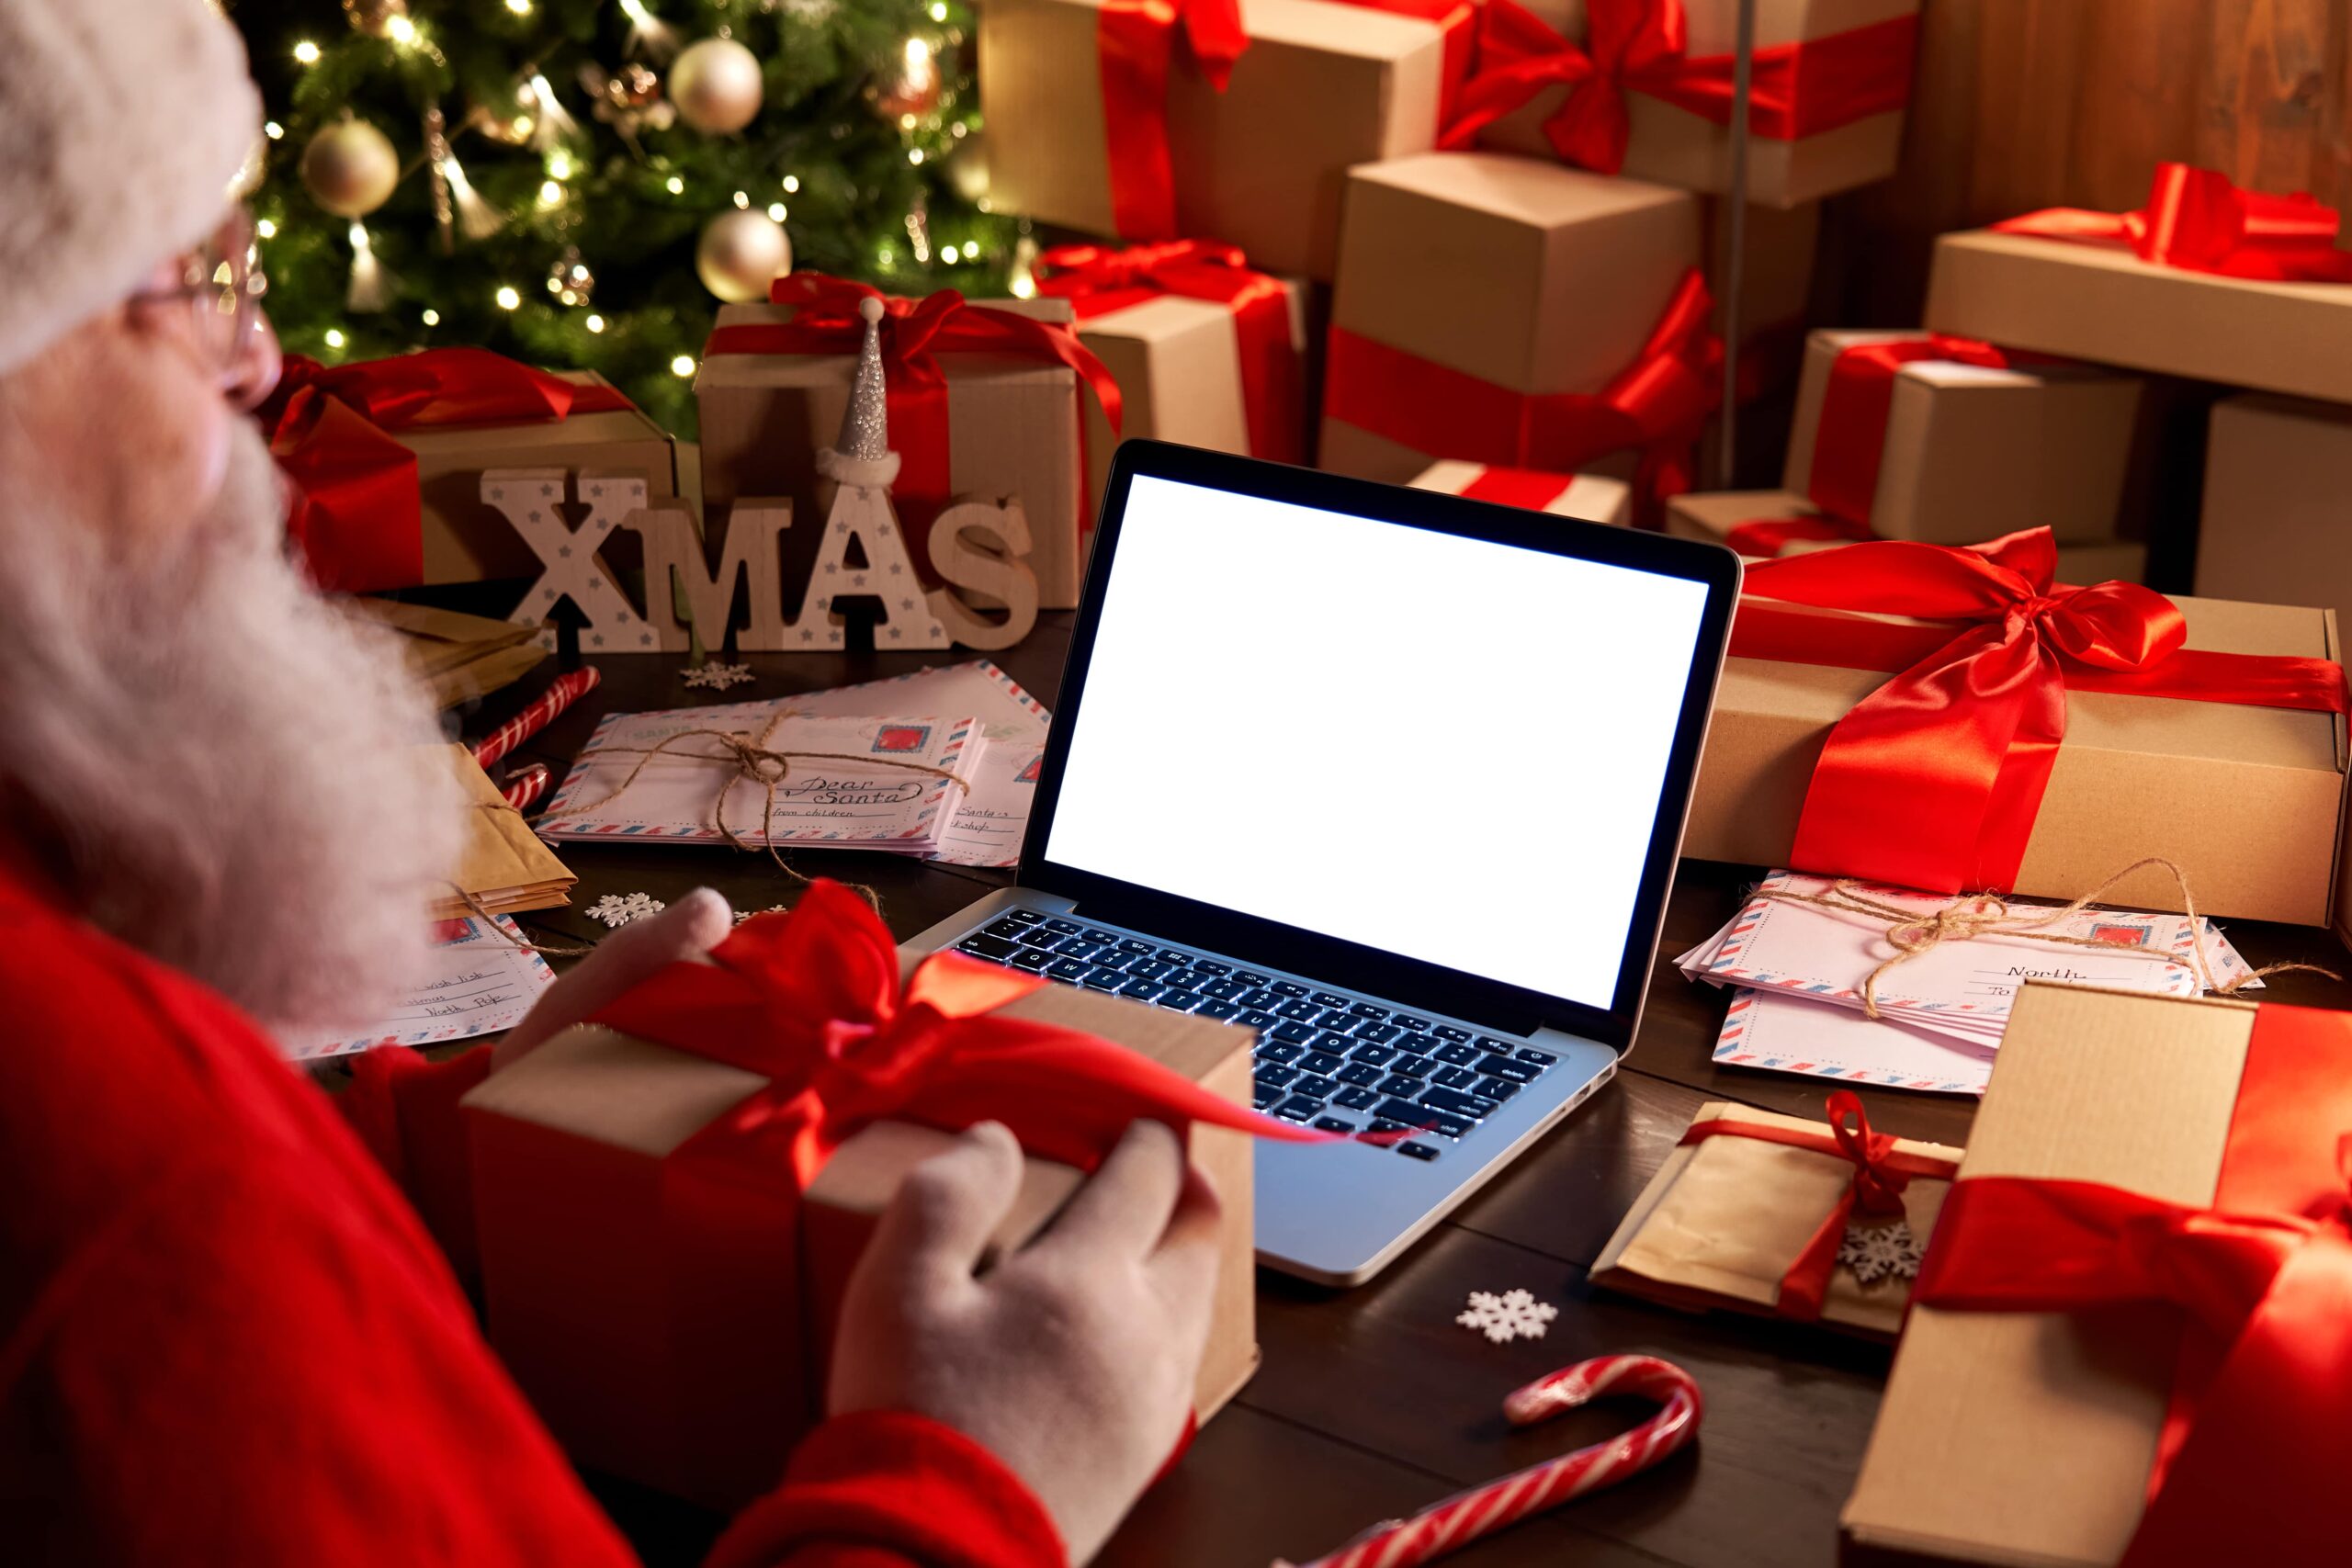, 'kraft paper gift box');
978,0,1450,280
430,742,575,919
1681,537,2349,927
463,892,1264,1510
2195,393,2352,647
1451,0,1922,208
1320,152,1703,485
1408,458,1634,526
1779,330,2143,546
1592,1098,1962,1339
1666,491,2148,584
696,290,1102,611
1842,983,2352,1567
